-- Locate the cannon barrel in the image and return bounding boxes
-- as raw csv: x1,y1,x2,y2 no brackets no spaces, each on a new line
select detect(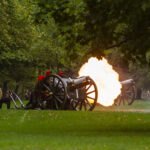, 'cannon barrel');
70,76,88,86
66,76,90,89
121,79,134,85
